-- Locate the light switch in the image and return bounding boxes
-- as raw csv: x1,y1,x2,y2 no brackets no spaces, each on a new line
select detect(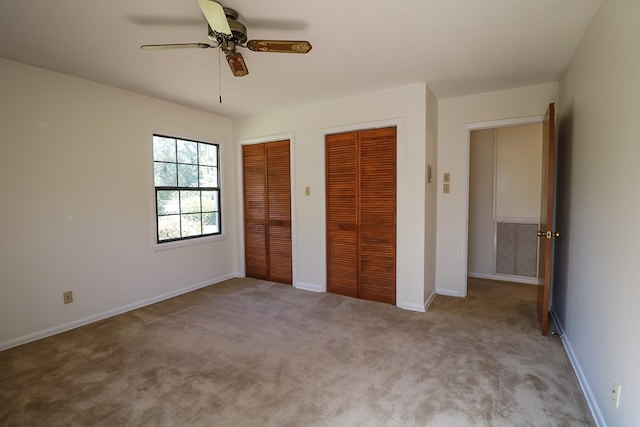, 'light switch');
305,186,311,196
443,172,451,183
443,183,450,194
